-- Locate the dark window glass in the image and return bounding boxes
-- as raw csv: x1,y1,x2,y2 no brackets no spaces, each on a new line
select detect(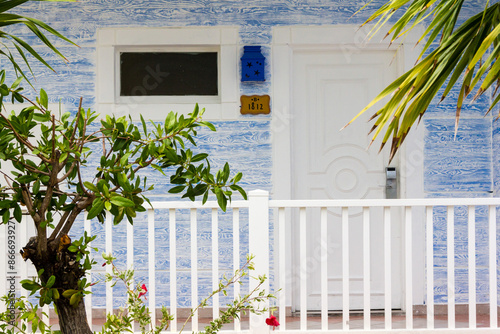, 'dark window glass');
120,52,218,96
